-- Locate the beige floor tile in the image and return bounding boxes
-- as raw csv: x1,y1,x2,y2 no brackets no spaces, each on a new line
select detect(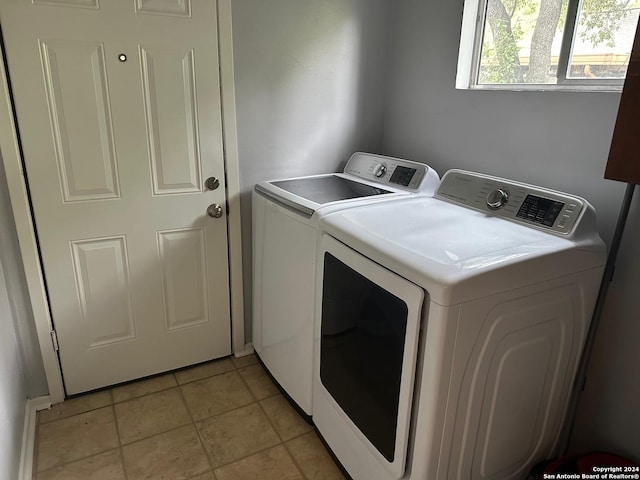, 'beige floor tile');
181,371,254,421
231,353,258,369
114,388,191,444
197,403,280,468
122,425,210,480
260,395,313,441
286,432,345,480
175,358,235,385
215,445,304,480
112,374,177,403
238,364,279,400
37,449,125,480
188,472,216,480
37,407,119,472
38,390,112,424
